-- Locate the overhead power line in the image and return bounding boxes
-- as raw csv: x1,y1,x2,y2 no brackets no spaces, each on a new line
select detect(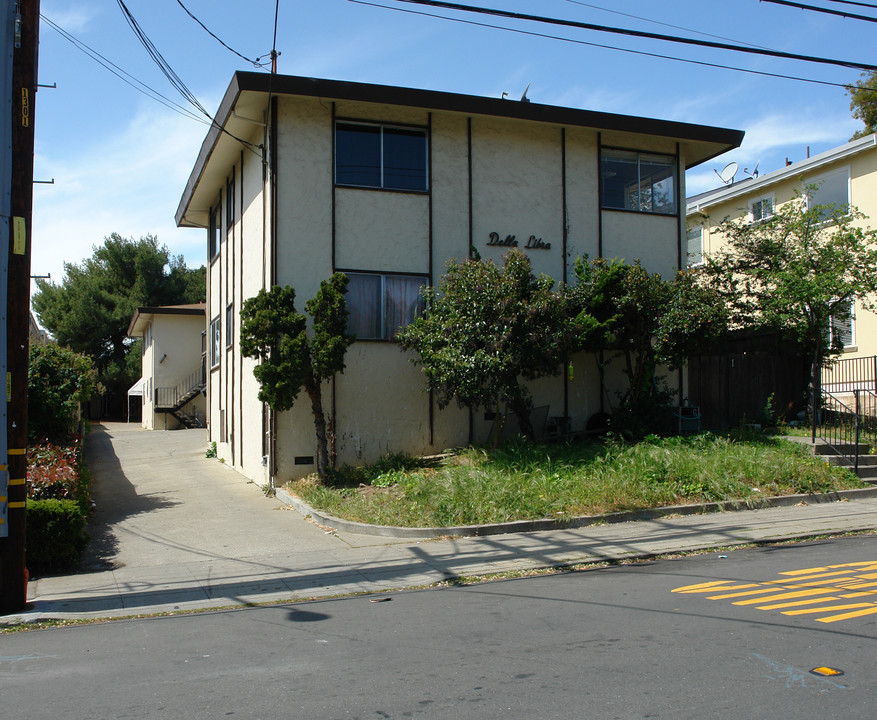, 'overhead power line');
174,0,272,68
41,14,209,124
561,0,769,49
348,0,855,89
114,0,261,153
824,0,877,8
384,0,877,71
761,0,877,21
